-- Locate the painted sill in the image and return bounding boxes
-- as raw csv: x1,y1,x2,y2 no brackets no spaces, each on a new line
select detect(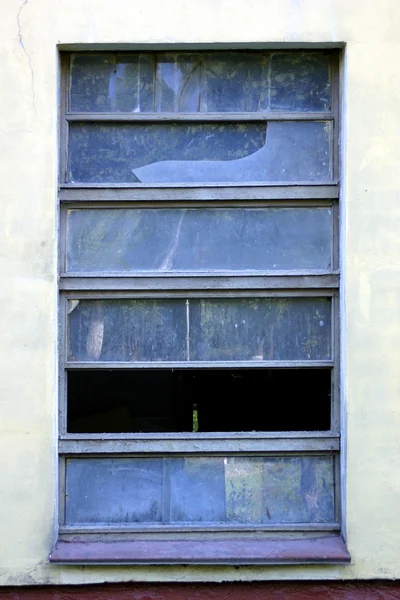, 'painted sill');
50,536,350,566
